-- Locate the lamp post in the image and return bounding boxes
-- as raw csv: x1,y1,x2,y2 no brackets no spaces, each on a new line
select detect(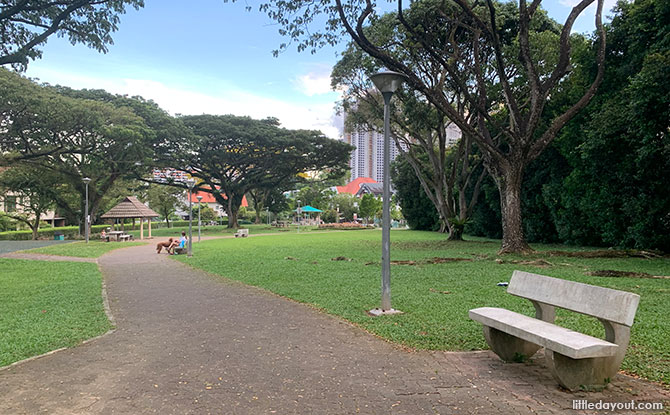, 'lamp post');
297,199,301,233
369,70,406,315
186,179,195,257
196,195,203,242
83,177,91,243
336,203,340,224
266,207,270,226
